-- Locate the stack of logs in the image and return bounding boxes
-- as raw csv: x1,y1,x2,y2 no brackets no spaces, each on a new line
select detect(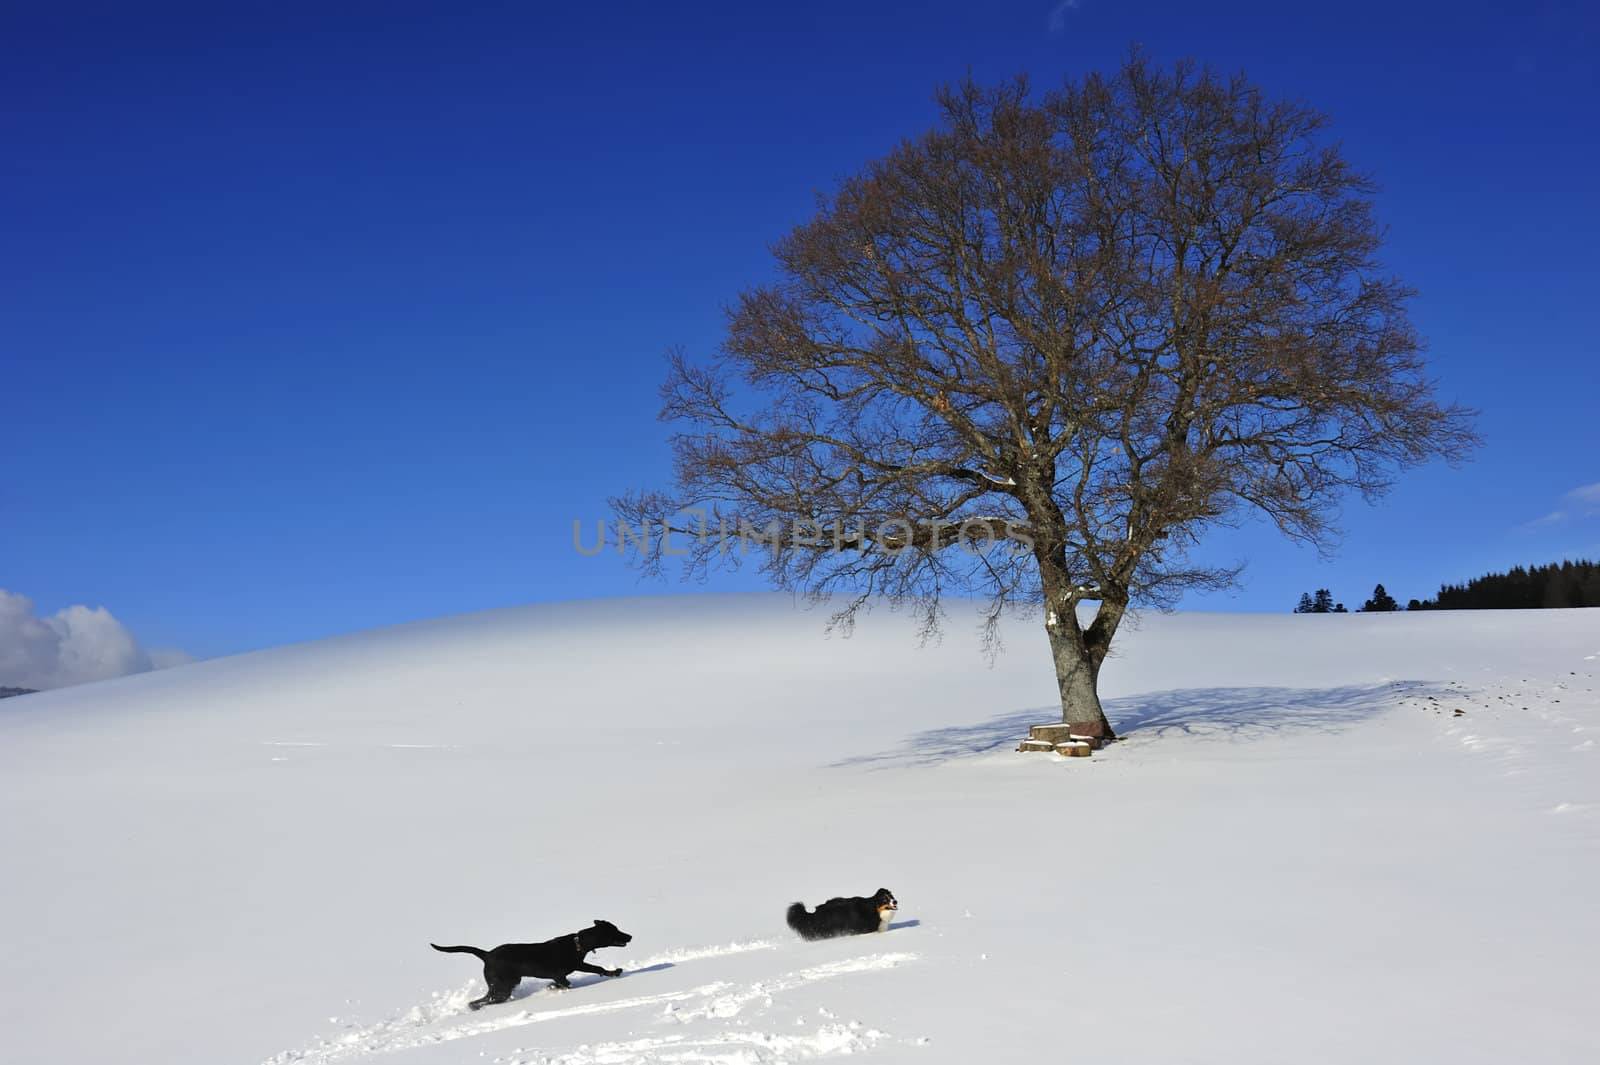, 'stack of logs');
1016,722,1107,758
